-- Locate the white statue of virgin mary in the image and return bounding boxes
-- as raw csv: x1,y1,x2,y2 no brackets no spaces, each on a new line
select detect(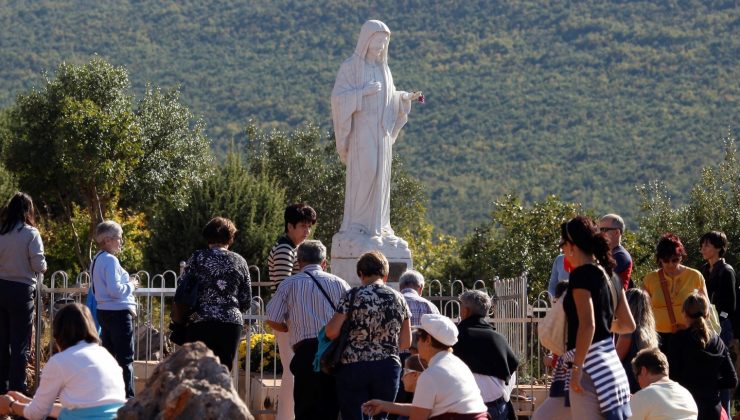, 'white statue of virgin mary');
331,20,422,251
